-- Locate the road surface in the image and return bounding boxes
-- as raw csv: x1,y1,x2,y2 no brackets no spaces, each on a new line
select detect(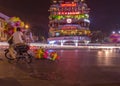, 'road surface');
0,48,120,86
